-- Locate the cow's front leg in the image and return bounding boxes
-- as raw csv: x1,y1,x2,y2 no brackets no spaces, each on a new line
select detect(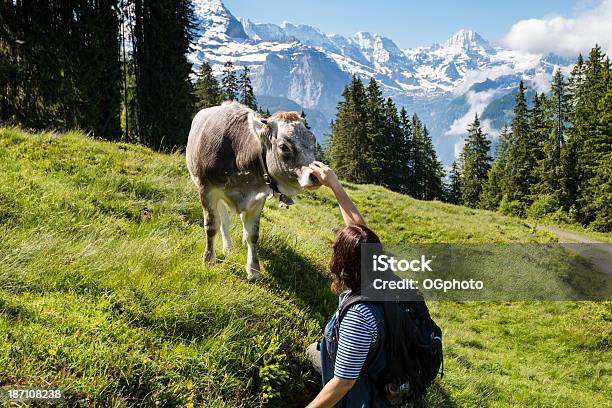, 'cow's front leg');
240,199,265,281
200,188,220,265
218,201,233,255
